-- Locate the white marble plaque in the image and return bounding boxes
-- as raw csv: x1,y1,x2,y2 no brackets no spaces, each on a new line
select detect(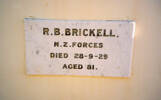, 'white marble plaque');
24,18,135,77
